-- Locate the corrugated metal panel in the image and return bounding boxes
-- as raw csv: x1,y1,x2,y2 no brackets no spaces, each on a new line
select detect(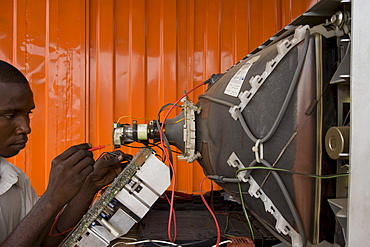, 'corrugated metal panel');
0,0,318,195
